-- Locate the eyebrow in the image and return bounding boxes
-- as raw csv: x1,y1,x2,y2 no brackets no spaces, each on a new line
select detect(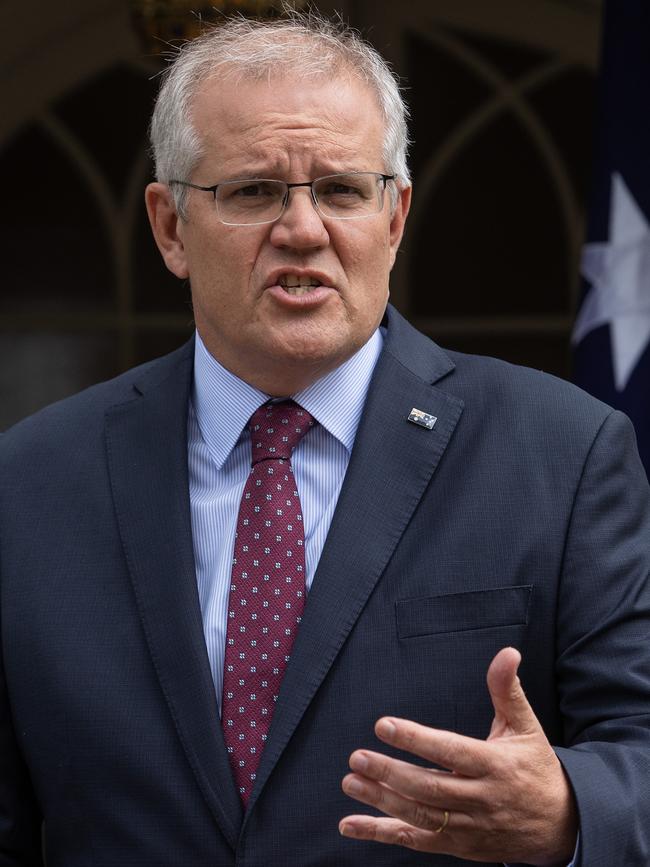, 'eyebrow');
214,167,369,183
